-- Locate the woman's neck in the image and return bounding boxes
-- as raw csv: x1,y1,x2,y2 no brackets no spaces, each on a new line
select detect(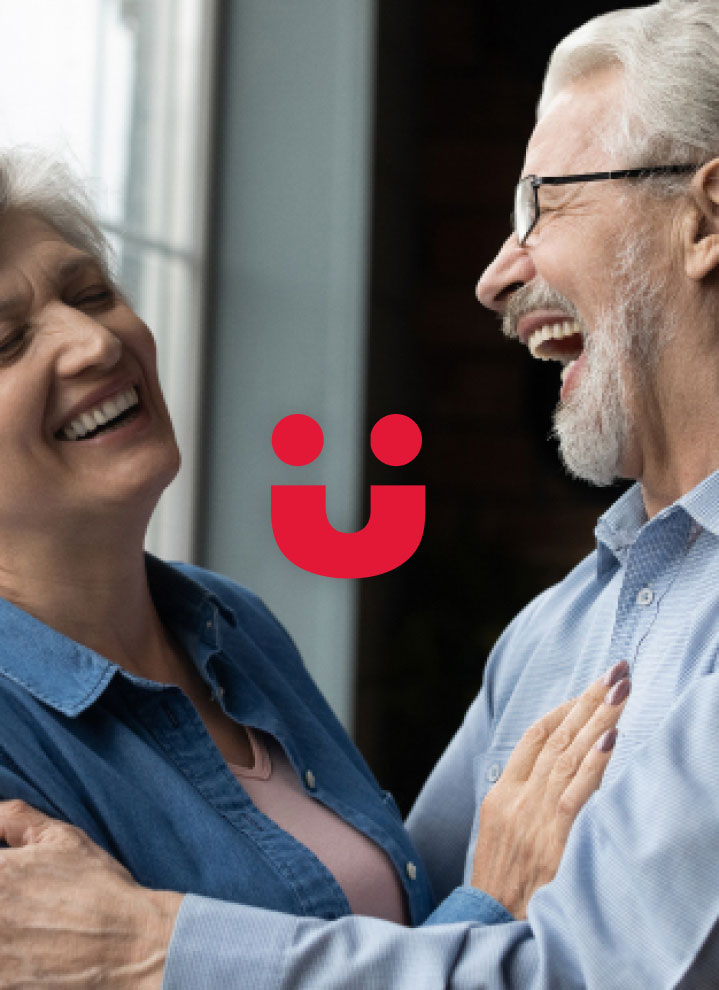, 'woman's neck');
0,527,177,681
